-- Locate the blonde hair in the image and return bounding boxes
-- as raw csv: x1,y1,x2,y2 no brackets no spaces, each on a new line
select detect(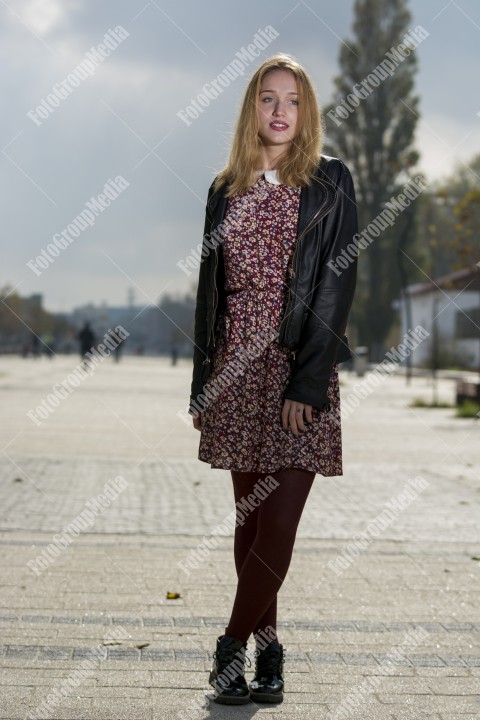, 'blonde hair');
213,53,325,198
